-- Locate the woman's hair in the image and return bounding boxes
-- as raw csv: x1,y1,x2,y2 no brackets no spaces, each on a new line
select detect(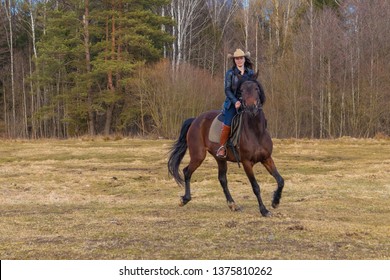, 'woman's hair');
232,56,254,69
